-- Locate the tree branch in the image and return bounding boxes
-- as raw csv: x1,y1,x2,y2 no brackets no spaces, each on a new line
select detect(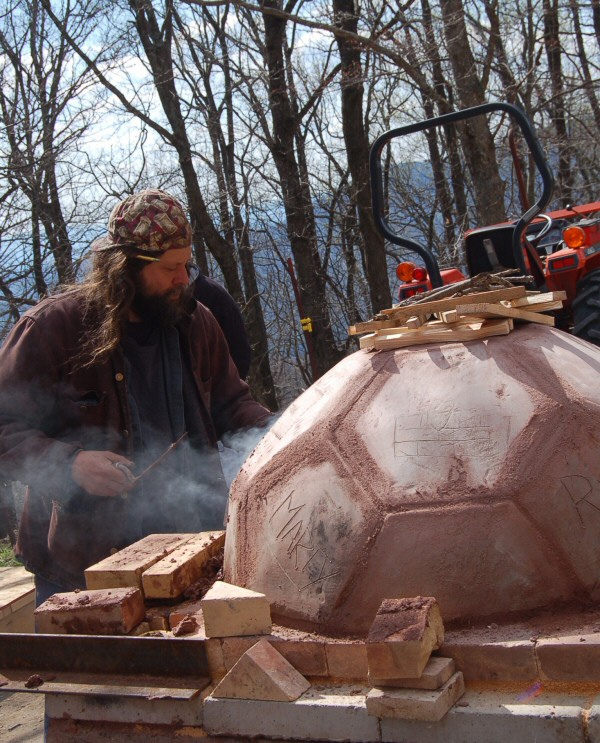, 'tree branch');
184,0,440,102
40,0,175,144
